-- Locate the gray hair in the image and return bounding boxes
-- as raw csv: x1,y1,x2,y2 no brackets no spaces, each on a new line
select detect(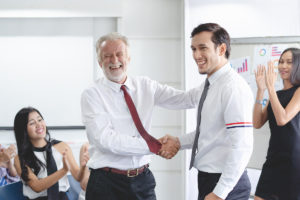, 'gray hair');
96,32,129,63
